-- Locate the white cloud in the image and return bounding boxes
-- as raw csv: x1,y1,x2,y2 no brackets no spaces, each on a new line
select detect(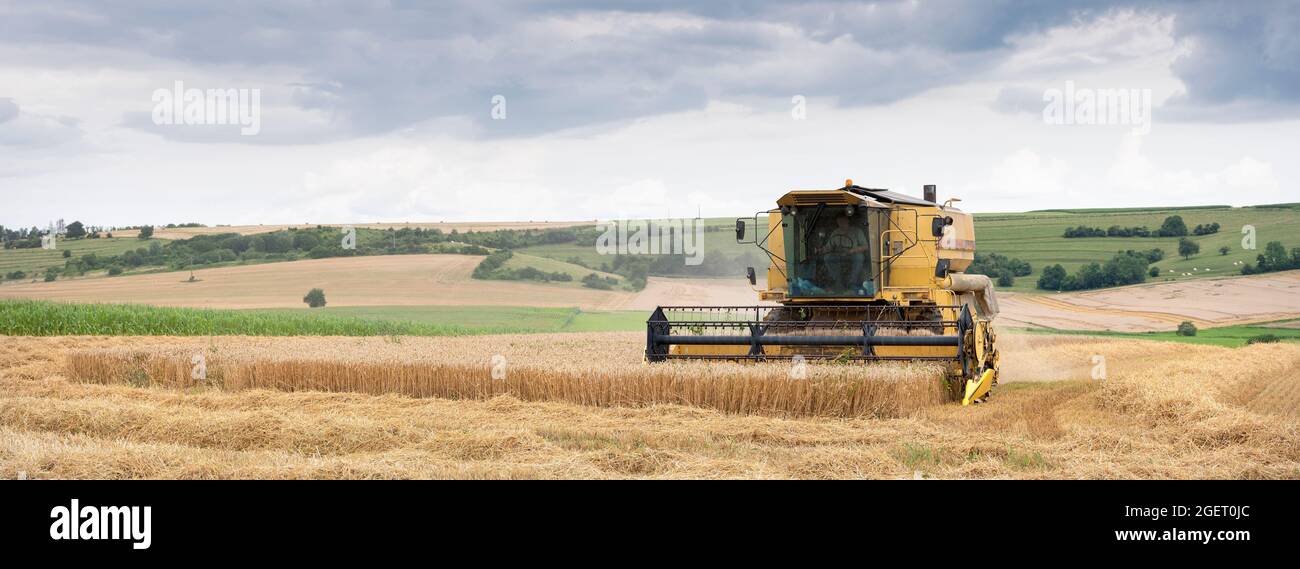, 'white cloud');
1106,132,1280,201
